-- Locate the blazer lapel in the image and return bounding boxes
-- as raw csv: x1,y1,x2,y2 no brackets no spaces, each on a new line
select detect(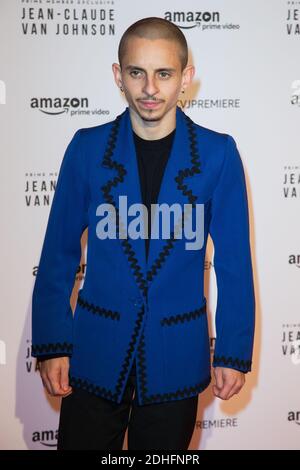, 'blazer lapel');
100,107,148,297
